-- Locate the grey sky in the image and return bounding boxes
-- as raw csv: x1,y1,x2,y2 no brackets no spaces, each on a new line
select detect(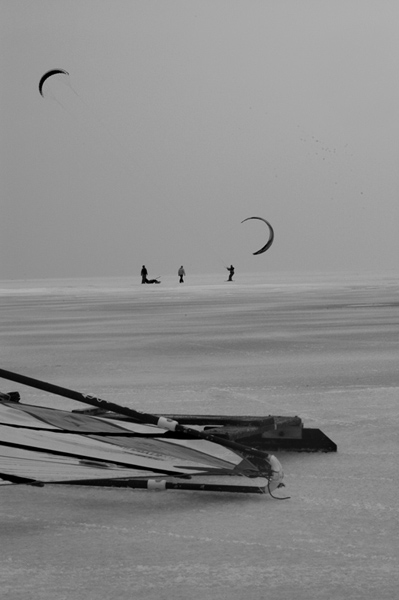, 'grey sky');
1,0,398,279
